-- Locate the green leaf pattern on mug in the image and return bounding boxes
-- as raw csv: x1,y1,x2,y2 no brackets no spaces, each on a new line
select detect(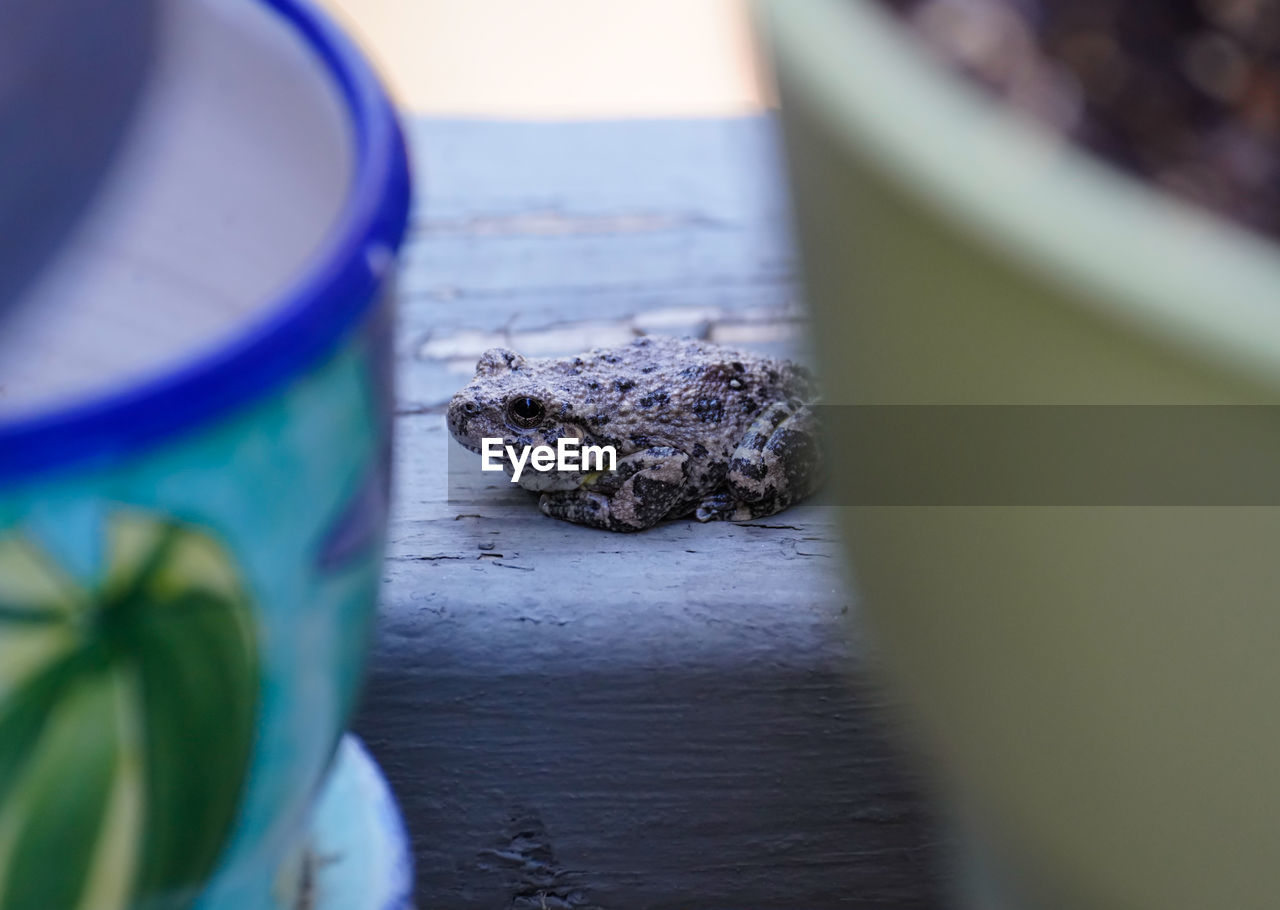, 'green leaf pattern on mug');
0,513,260,910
